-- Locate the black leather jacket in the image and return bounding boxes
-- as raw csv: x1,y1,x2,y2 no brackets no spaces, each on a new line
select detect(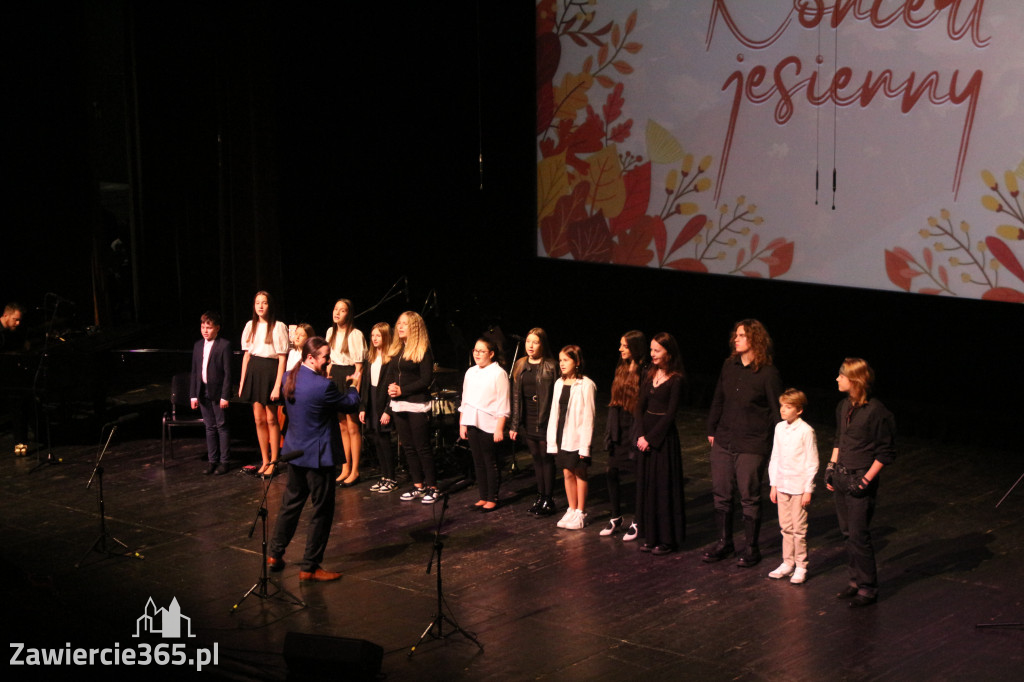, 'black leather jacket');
510,357,557,438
